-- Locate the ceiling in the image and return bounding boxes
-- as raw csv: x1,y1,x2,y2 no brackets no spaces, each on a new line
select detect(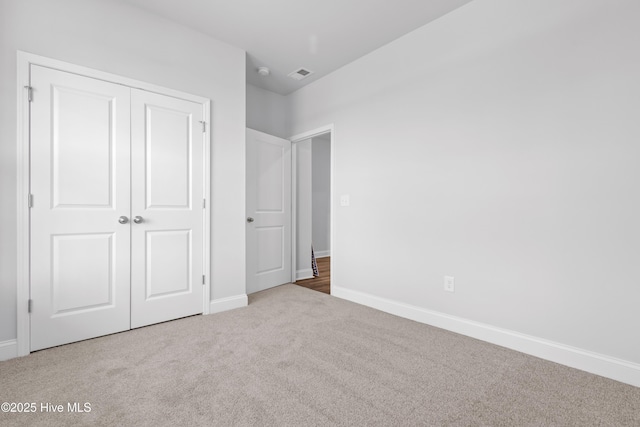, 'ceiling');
117,0,474,95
